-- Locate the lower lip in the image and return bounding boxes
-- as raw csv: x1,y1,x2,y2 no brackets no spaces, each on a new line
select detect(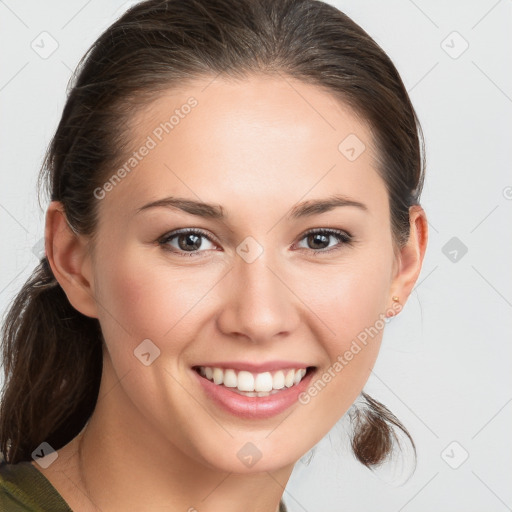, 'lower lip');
192,367,316,419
